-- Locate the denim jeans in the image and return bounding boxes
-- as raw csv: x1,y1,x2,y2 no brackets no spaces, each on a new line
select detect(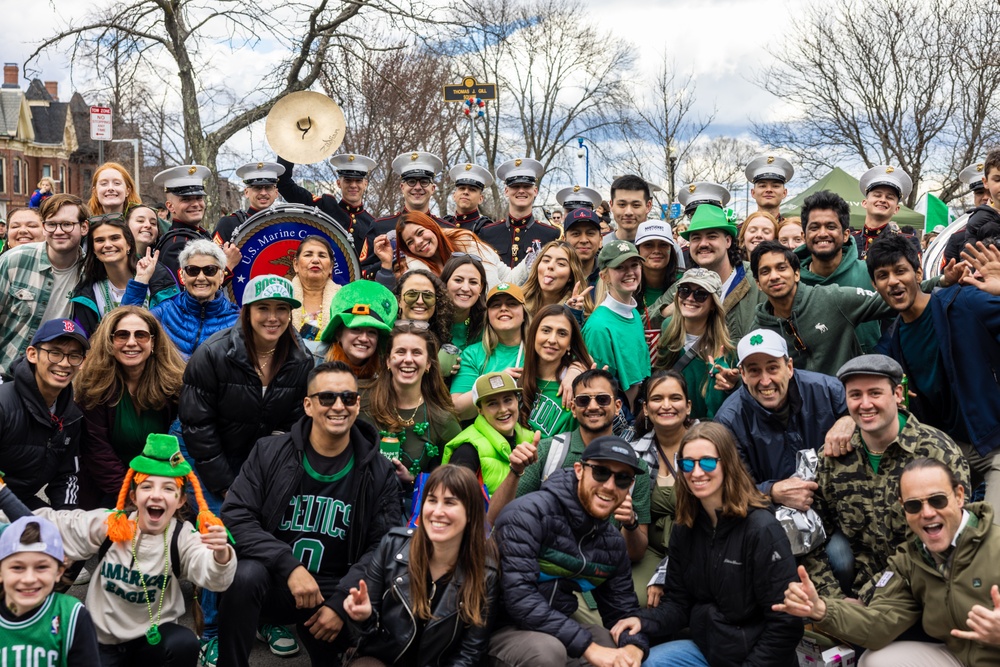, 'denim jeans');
644,639,709,667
